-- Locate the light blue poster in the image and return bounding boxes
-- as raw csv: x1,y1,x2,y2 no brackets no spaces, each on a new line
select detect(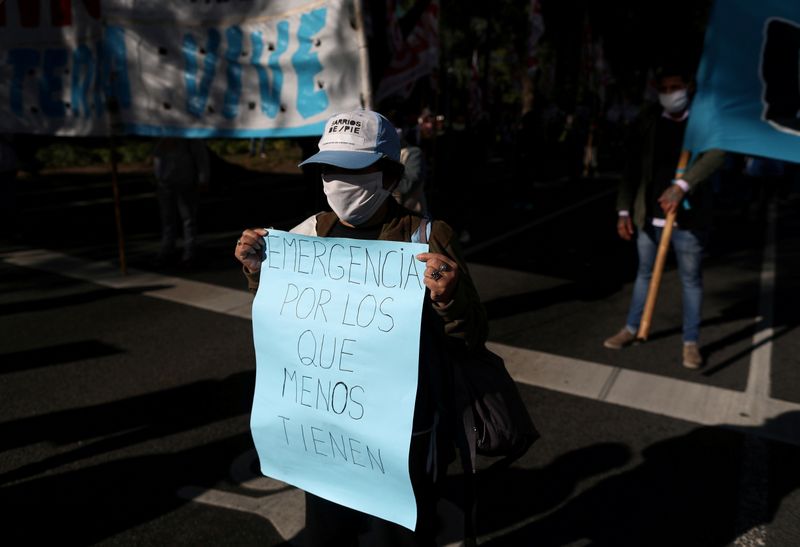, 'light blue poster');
250,230,429,530
684,0,800,162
